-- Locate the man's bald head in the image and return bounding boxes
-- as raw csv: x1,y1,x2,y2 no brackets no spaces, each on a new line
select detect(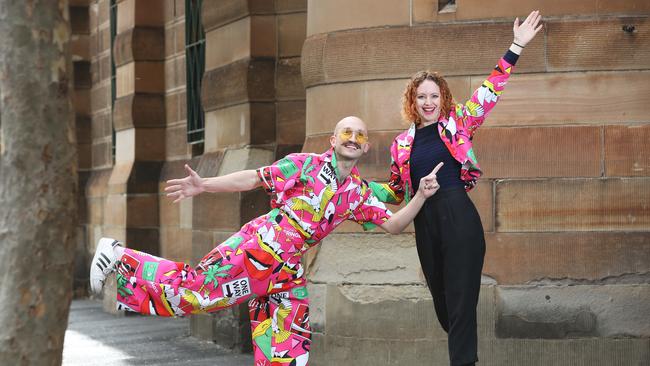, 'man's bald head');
333,116,368,135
